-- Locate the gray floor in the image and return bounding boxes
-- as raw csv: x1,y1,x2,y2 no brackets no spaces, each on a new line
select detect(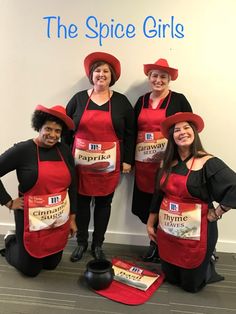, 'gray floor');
0,236,236,314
